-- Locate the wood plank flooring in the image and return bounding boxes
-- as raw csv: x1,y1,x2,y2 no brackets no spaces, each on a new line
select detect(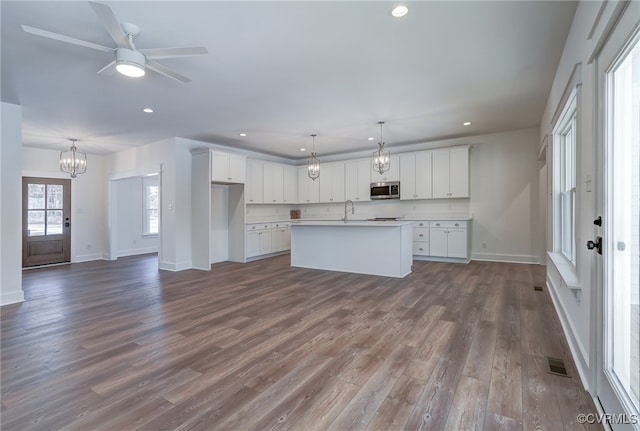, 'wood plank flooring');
1,254,601,430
